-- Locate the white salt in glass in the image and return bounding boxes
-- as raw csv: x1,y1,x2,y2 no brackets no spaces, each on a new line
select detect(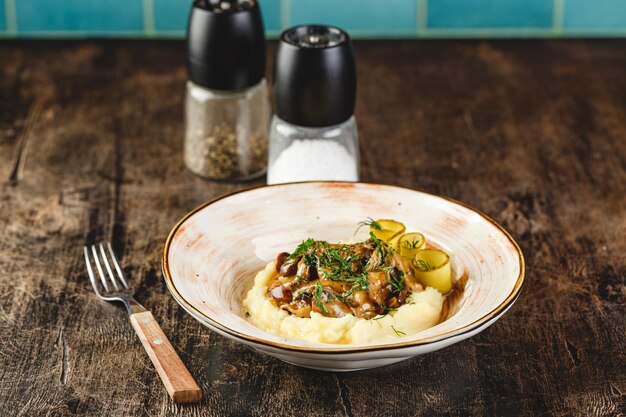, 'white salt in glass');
267,116,359,184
